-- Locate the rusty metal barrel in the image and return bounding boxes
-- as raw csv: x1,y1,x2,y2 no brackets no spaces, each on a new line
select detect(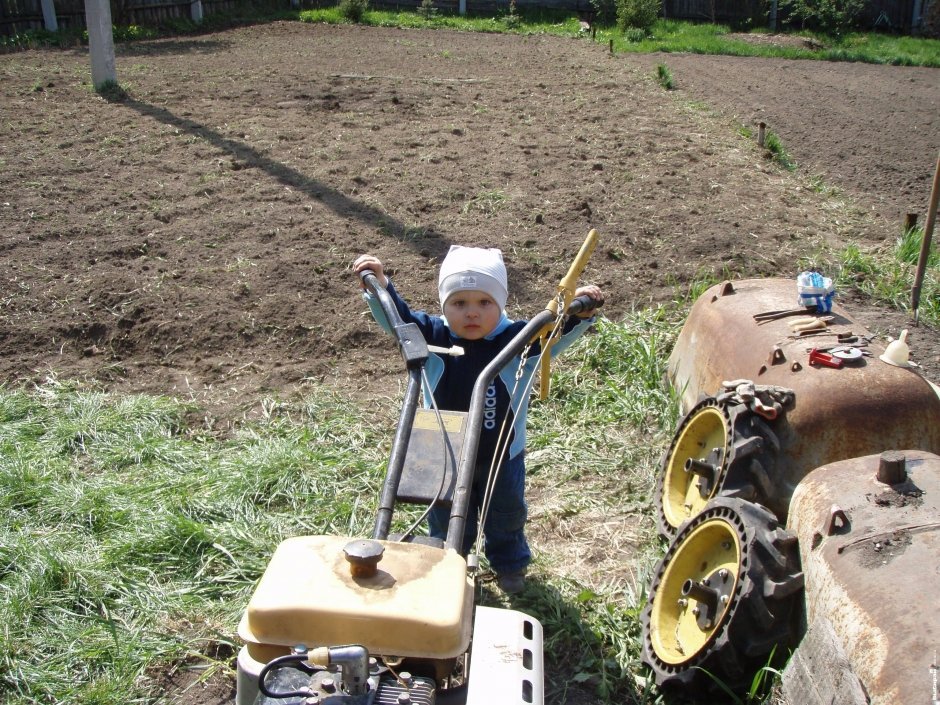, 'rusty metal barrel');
785,450,940,705
667,278,940,519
